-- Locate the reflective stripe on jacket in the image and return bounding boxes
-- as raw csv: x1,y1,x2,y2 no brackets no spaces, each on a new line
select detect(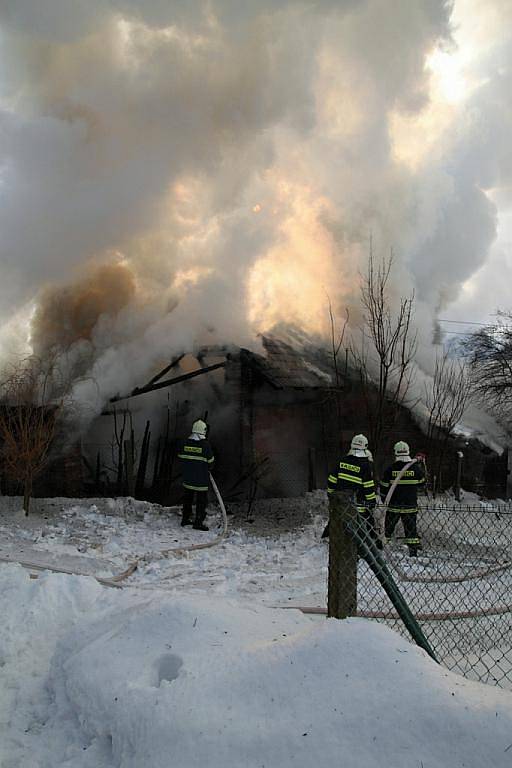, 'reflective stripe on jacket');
178,438,215,492
380,460,425,509
328,455,376,506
